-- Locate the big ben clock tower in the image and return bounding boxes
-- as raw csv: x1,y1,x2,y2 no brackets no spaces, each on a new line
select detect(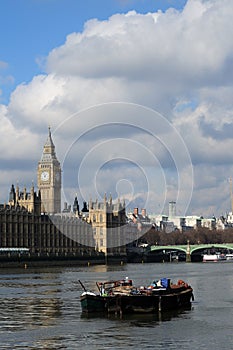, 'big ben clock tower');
37,127,61,213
